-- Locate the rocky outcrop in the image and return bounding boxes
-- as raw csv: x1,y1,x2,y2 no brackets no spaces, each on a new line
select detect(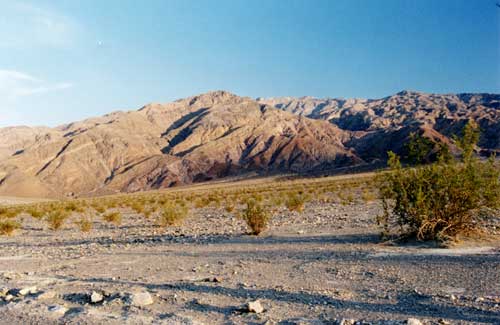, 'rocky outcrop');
0,91,357,197
259,91,500,159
